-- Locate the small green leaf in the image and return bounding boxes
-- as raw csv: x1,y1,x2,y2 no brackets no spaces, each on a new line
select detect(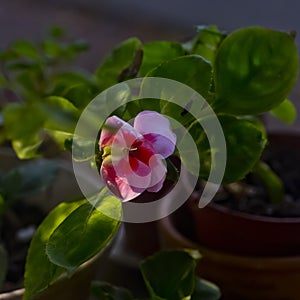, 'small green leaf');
214,27,299,115
46,195,121,273
12,135,42,159
11,40,40,59
191,278,221,300
95,38,142,91
0,194,6,215
24,199,87,300
90,281,134,300
270,99,297,124
0,245,8,287
140,41,186,76
188,25,225,62
49,26,65,38
140,249,200,300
